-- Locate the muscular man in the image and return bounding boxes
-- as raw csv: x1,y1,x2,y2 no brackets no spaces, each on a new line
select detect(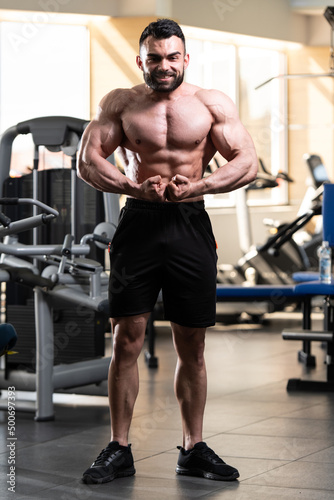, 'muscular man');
78,18,258,484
